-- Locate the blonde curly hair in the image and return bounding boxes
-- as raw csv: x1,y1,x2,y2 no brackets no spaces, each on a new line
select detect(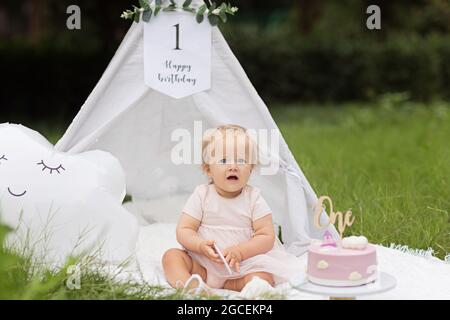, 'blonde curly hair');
201,124,259,176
